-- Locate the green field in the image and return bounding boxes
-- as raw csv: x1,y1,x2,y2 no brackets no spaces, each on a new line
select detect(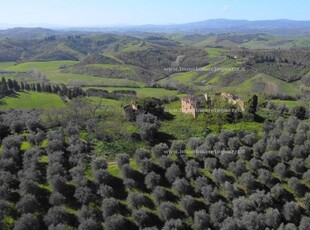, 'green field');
0,72,142,88
0,61,78,72
204,47,227,56
169,72,198,83
46,72,143,87
88,97,123,106
270,100,309,108
223,73,301,97
292,38,310,47
119,41,149,52
192,36,217,47
88,64,135,71
0,92,66,110
158,72,197,85
0,60,145,87
0,62,16,69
